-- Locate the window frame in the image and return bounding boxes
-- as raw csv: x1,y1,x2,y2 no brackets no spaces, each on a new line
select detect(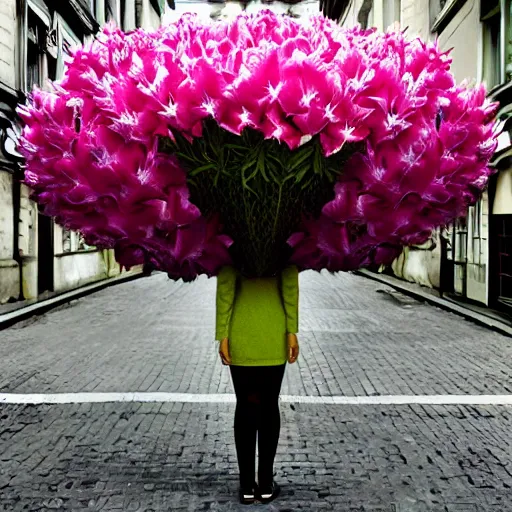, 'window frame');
481,0,512,90
430,0,468,33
